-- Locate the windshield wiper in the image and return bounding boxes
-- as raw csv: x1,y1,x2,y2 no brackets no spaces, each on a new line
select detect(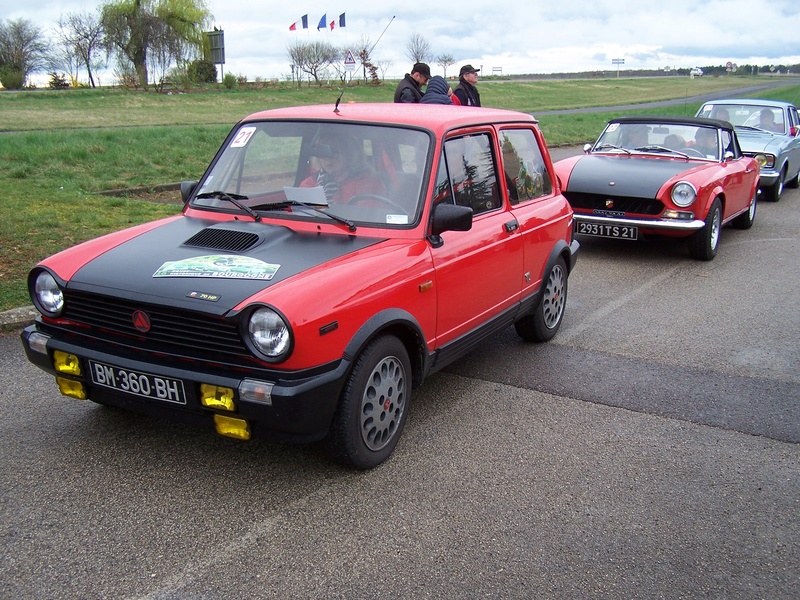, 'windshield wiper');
594,143,631,154
254,199,357,232
634,145,692,159
195,191,261,222
736,125,775,134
